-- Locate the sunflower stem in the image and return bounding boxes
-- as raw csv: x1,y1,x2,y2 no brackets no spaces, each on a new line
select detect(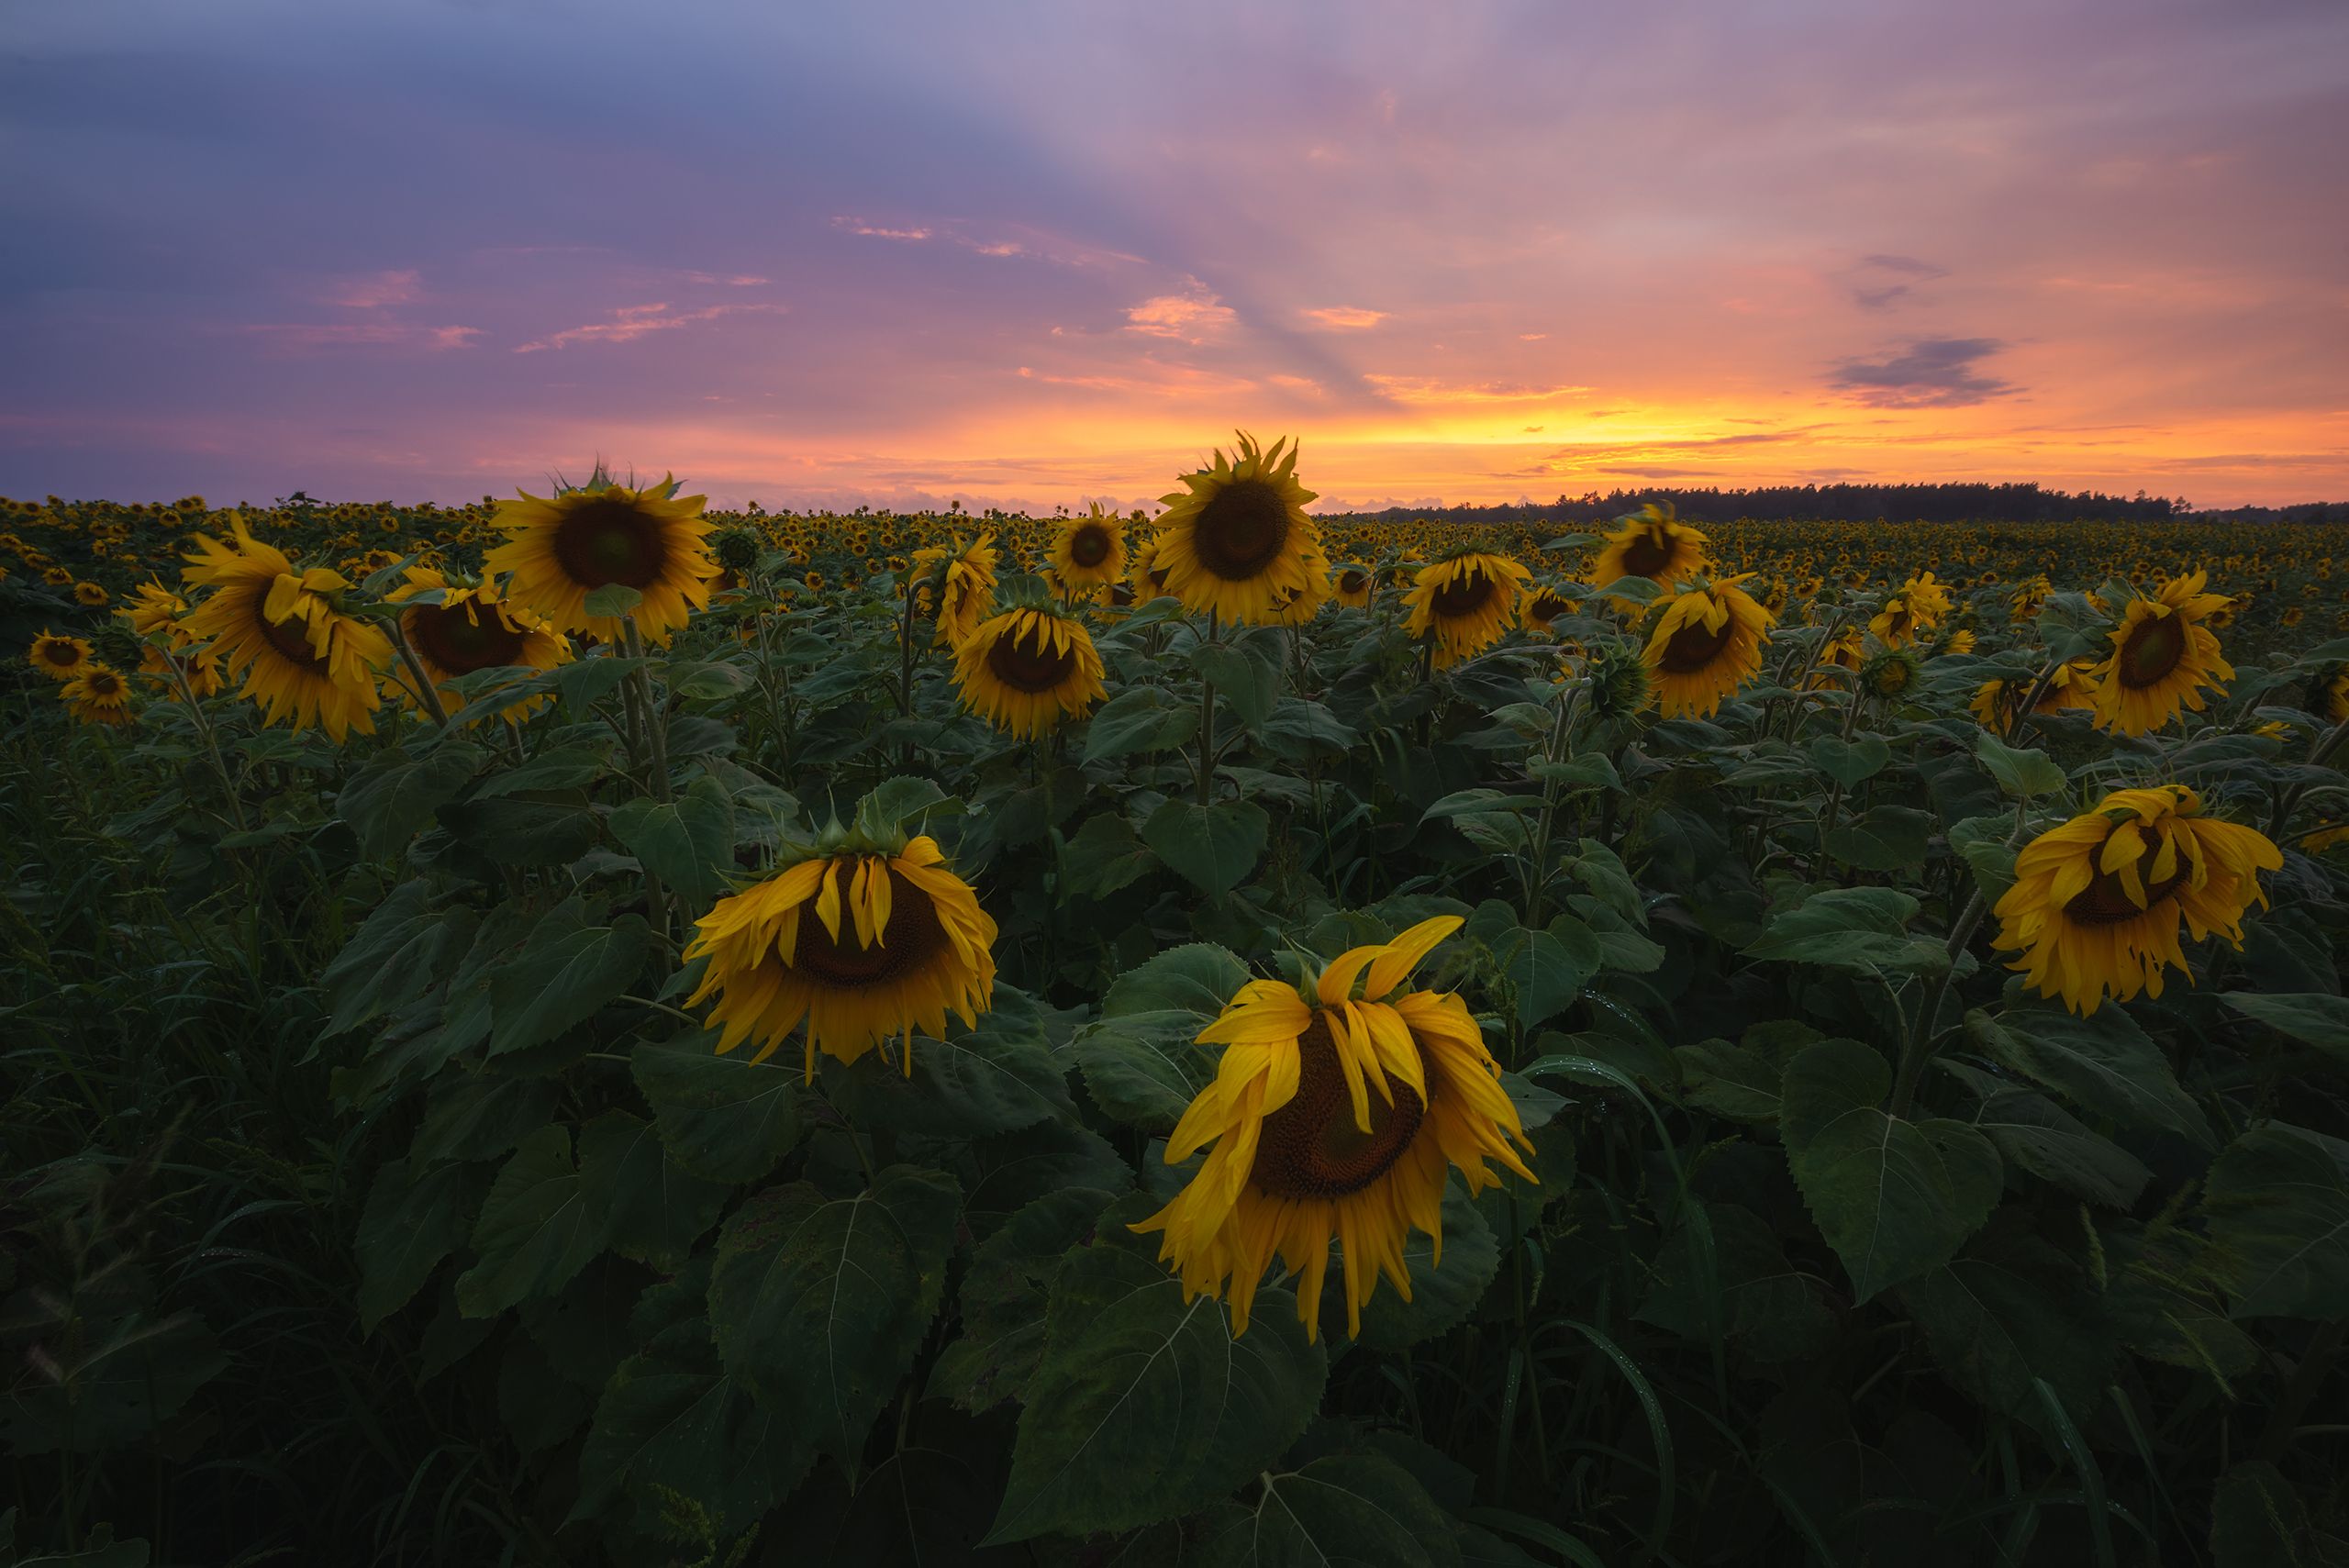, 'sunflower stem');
2005,658,2062,746
1890,888,1988,1118
384,614,451,728
2269,710,2349,837
1196,611,1219,806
